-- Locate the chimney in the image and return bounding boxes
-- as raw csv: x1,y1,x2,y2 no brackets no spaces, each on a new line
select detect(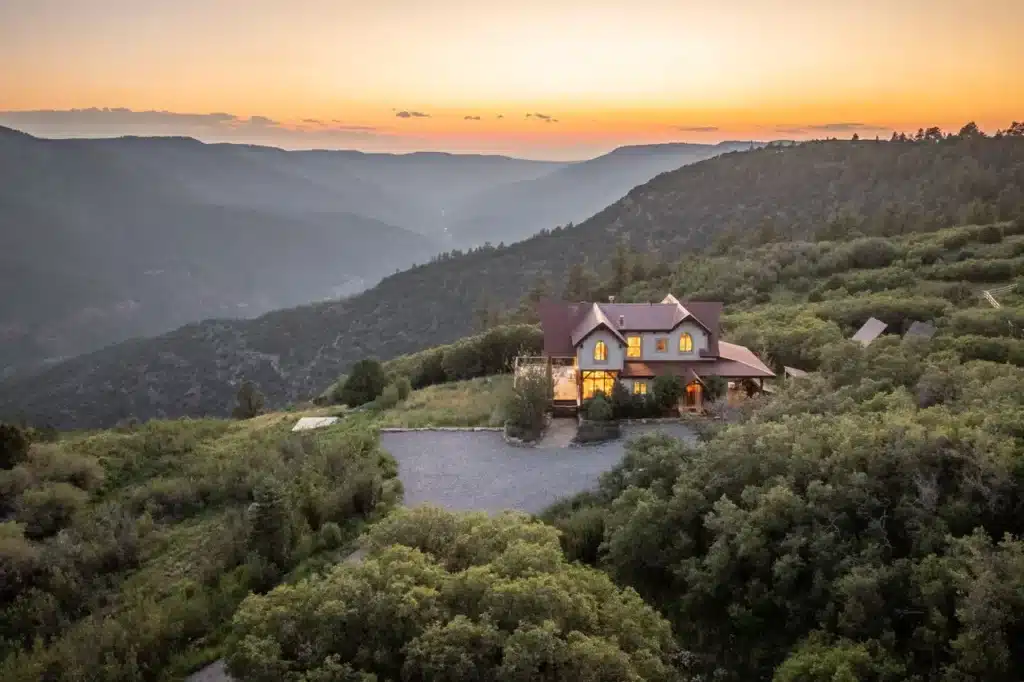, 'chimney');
617,315,625,328
608,295,616,303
